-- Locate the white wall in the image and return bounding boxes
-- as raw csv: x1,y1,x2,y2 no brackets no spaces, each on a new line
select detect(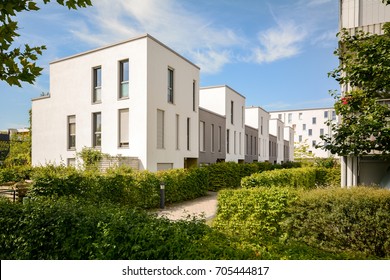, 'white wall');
245,107,270,162
284,126,294,161
200,86,245,162
269,119,284,163
270,108,338,158
32,35,200,171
